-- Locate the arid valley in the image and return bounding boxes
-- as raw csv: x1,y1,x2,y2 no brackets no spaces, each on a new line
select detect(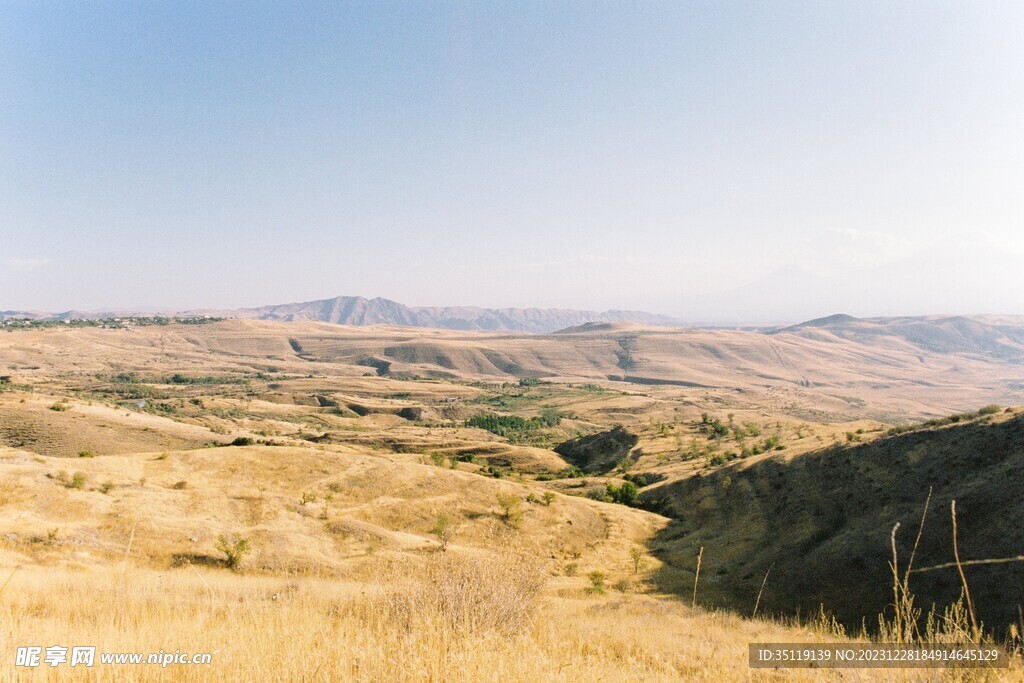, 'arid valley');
1,312,1022,680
